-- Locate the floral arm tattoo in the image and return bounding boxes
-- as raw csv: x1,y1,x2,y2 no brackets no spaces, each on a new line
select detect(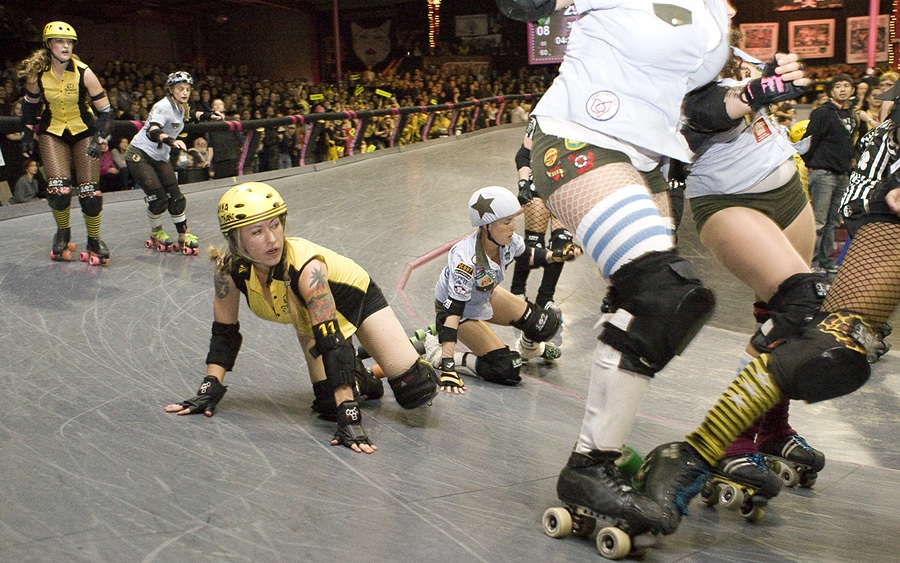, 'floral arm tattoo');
304,263,337,324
